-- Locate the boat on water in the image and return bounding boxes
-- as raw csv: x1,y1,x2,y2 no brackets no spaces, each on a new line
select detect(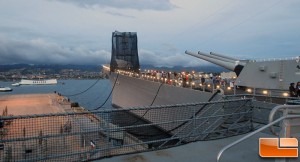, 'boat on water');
11,82,20,86
19,79,57,85
0,87,12,92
